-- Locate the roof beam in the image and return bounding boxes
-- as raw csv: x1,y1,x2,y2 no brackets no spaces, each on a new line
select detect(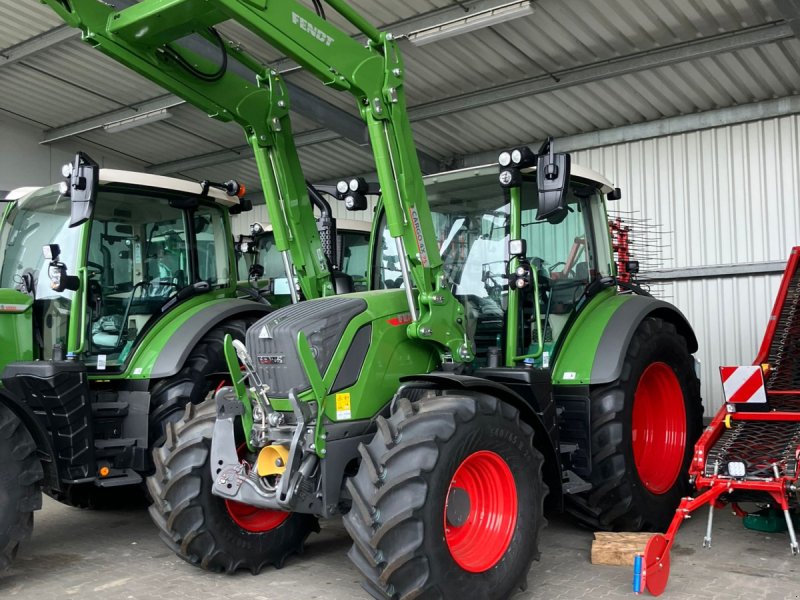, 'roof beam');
41,86,365,148
145,21,788,178
775,0,800,39
0,25,79,68
408,21,794,121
